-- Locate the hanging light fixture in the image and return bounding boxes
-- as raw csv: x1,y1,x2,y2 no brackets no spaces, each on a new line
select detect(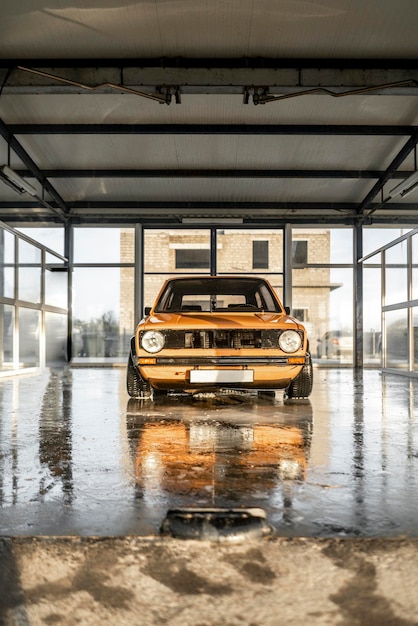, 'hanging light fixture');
0,165,37,196
388,171,418,199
